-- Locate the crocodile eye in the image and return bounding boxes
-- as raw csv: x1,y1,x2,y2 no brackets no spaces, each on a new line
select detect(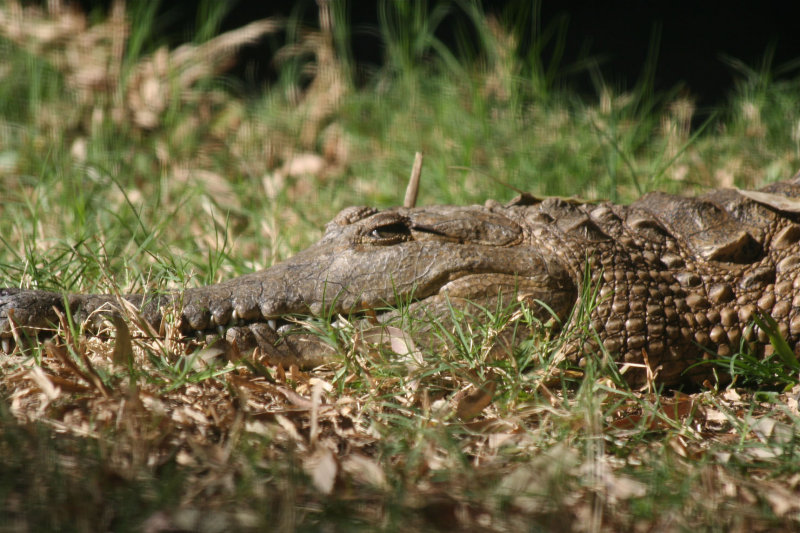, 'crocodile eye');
365,221,411,244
